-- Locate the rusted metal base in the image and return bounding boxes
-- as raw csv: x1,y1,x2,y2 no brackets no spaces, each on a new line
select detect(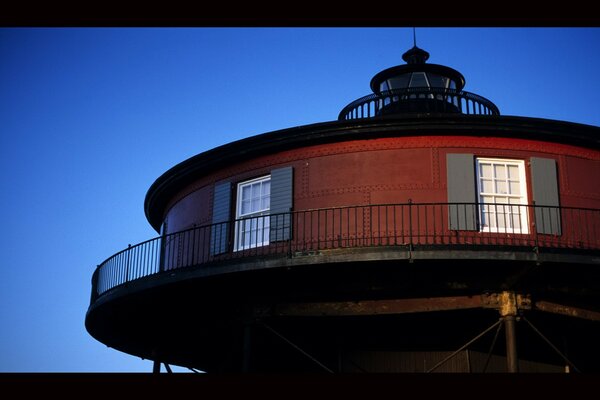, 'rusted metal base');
272,295,483,317
534,301,600,321
270,292,599,322
268,291,600,373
